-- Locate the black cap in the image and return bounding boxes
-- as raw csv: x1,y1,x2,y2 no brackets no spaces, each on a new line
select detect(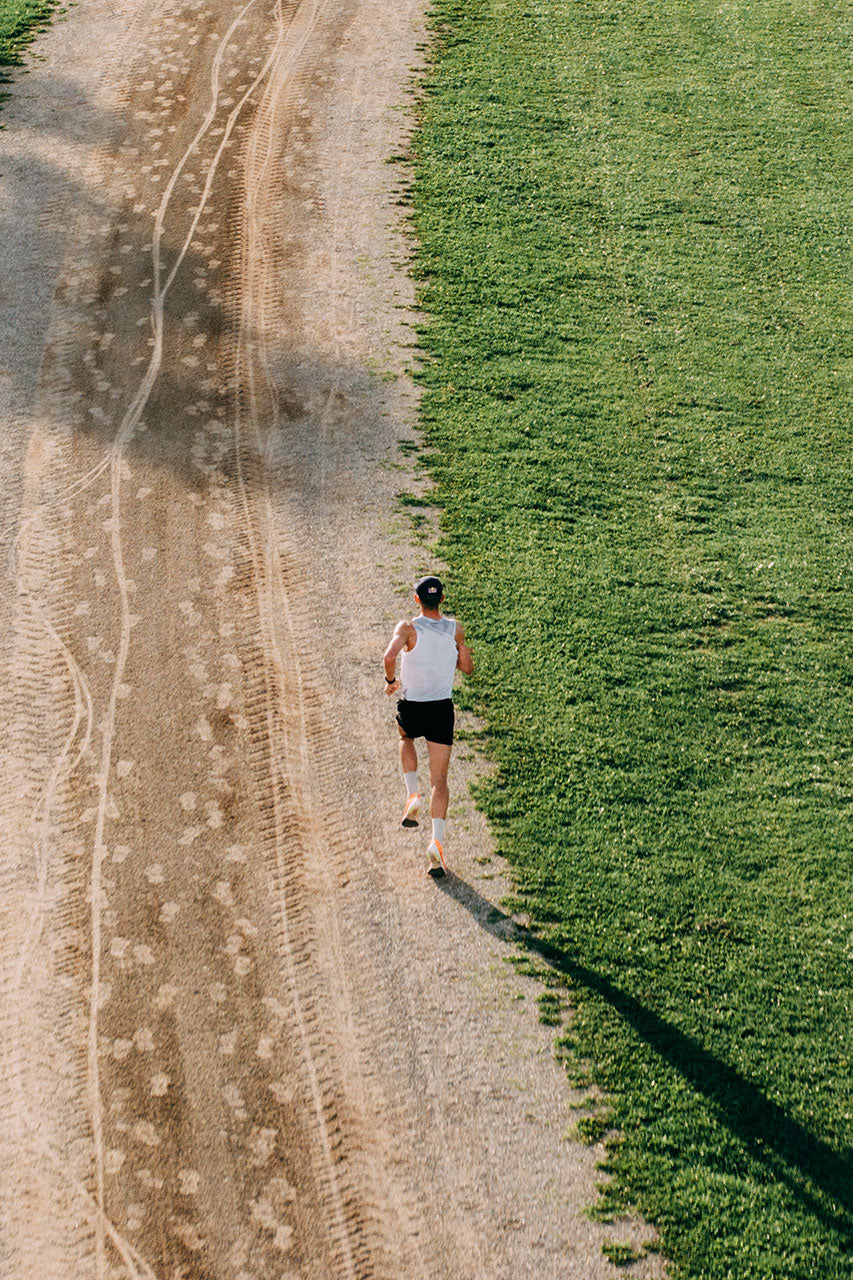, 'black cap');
414,575,443,605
